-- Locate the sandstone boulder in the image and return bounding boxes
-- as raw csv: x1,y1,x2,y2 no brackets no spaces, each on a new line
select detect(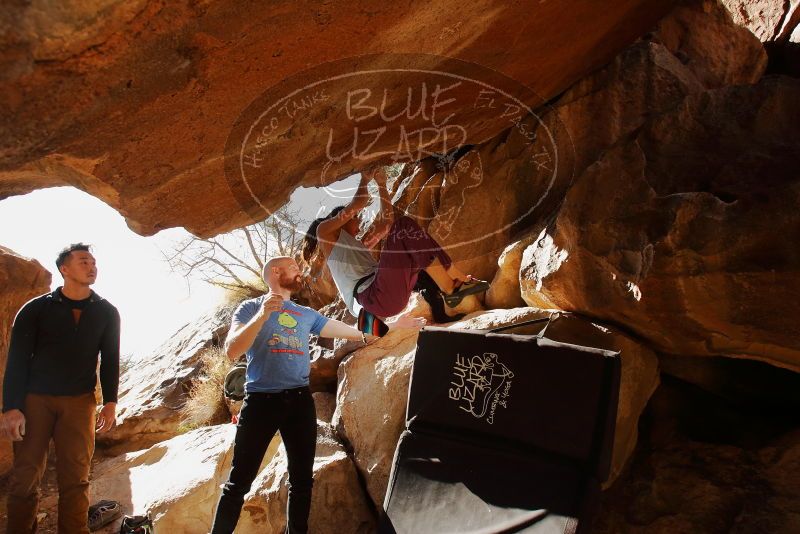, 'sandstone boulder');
722,0,800,42
332,325,422,508
311,293,432,393
485,235,537,309
313,392,336,424
87,424,242,534
384,1,767,289
310,298,359,392
654,0,767,88
721,0,800,75
88,409,371,533
96,305,234,454
0,246,51,474
521,77,800,371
